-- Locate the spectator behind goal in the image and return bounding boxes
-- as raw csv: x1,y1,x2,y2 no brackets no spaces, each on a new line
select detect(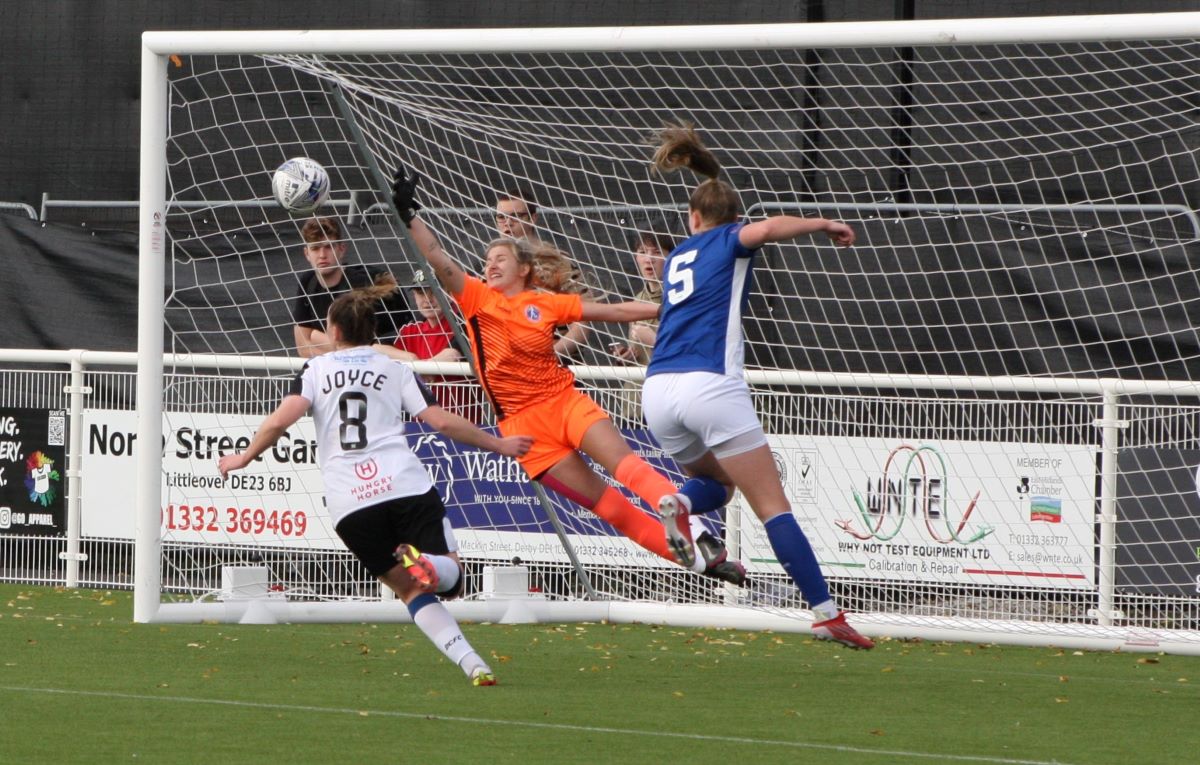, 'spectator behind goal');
610,230,672,423
291,216,410,358
389,270,484,423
